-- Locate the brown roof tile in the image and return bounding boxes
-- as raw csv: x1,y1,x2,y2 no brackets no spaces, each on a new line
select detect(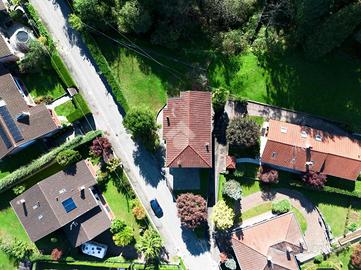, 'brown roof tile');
0,35,12,59
163,91,212,168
